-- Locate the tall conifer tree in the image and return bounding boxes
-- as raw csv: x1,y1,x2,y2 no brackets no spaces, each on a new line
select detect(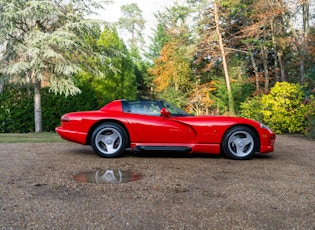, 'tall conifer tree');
0,0,110,132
